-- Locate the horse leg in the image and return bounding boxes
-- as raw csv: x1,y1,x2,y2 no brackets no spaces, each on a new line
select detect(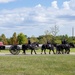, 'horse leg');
58,50,60,54
41,49,43,54
68,48,70,54
49,50,51,54
31,50,33,54
22,50,24,54
67,49,70,54
68,49,70,54
24,50,26,54
52,49,55,54
63,49,65,54
65,49,67,54
44,49,46,54
34,50,37,54
22,49,26,54
56,49,58,54
56,49,59,54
